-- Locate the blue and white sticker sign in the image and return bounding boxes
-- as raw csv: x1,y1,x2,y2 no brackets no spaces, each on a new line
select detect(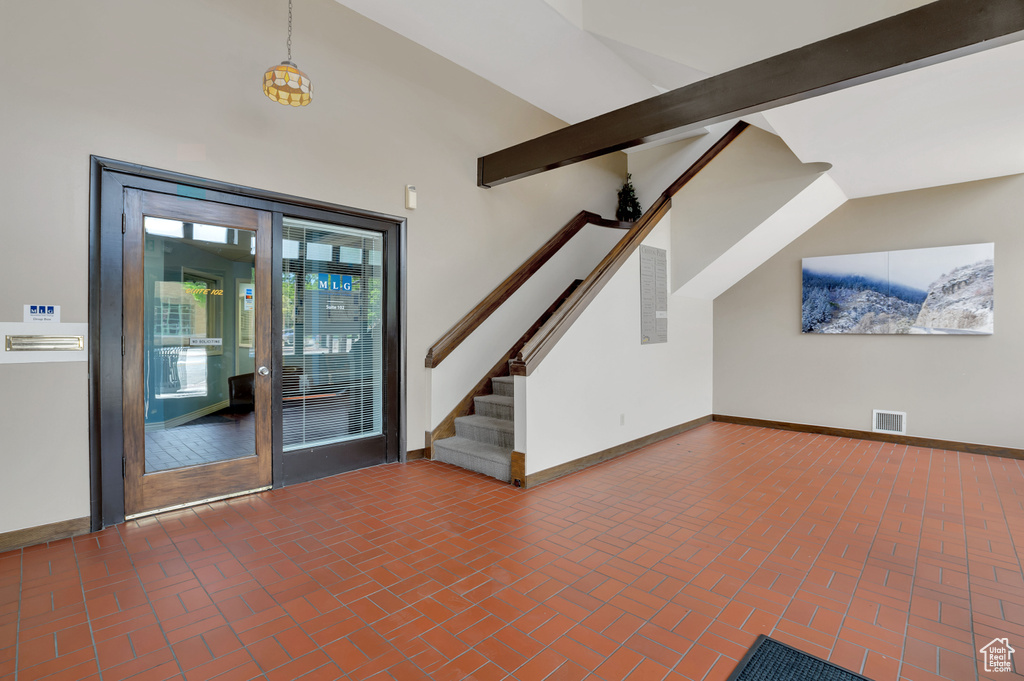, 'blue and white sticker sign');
24,305,60,323
314,274,353,292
